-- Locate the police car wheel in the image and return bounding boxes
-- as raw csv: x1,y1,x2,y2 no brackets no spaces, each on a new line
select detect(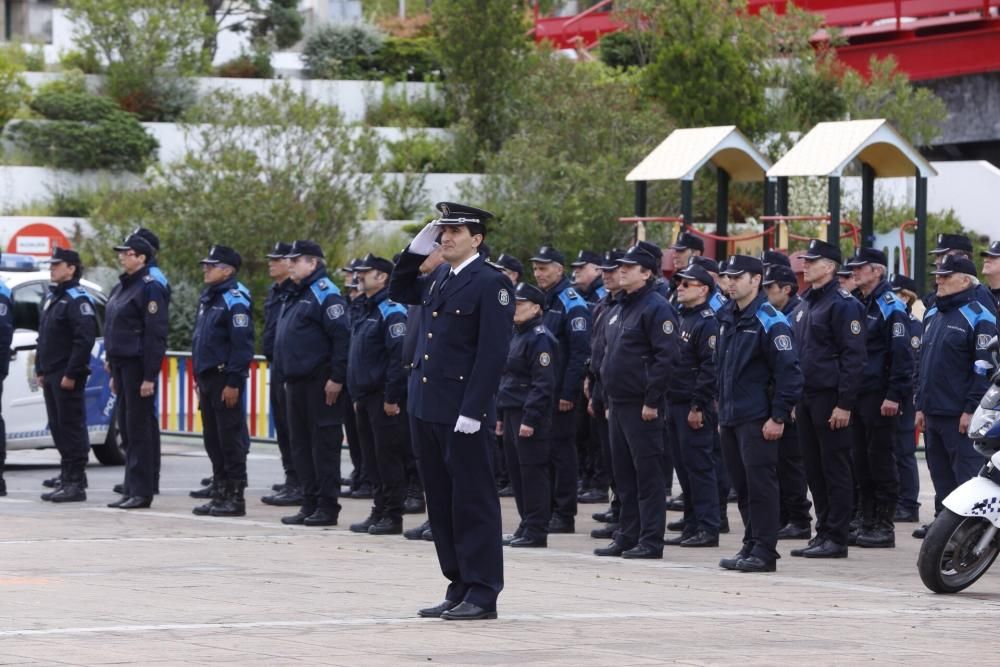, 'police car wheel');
918,509,1000,594
90,408,125,466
